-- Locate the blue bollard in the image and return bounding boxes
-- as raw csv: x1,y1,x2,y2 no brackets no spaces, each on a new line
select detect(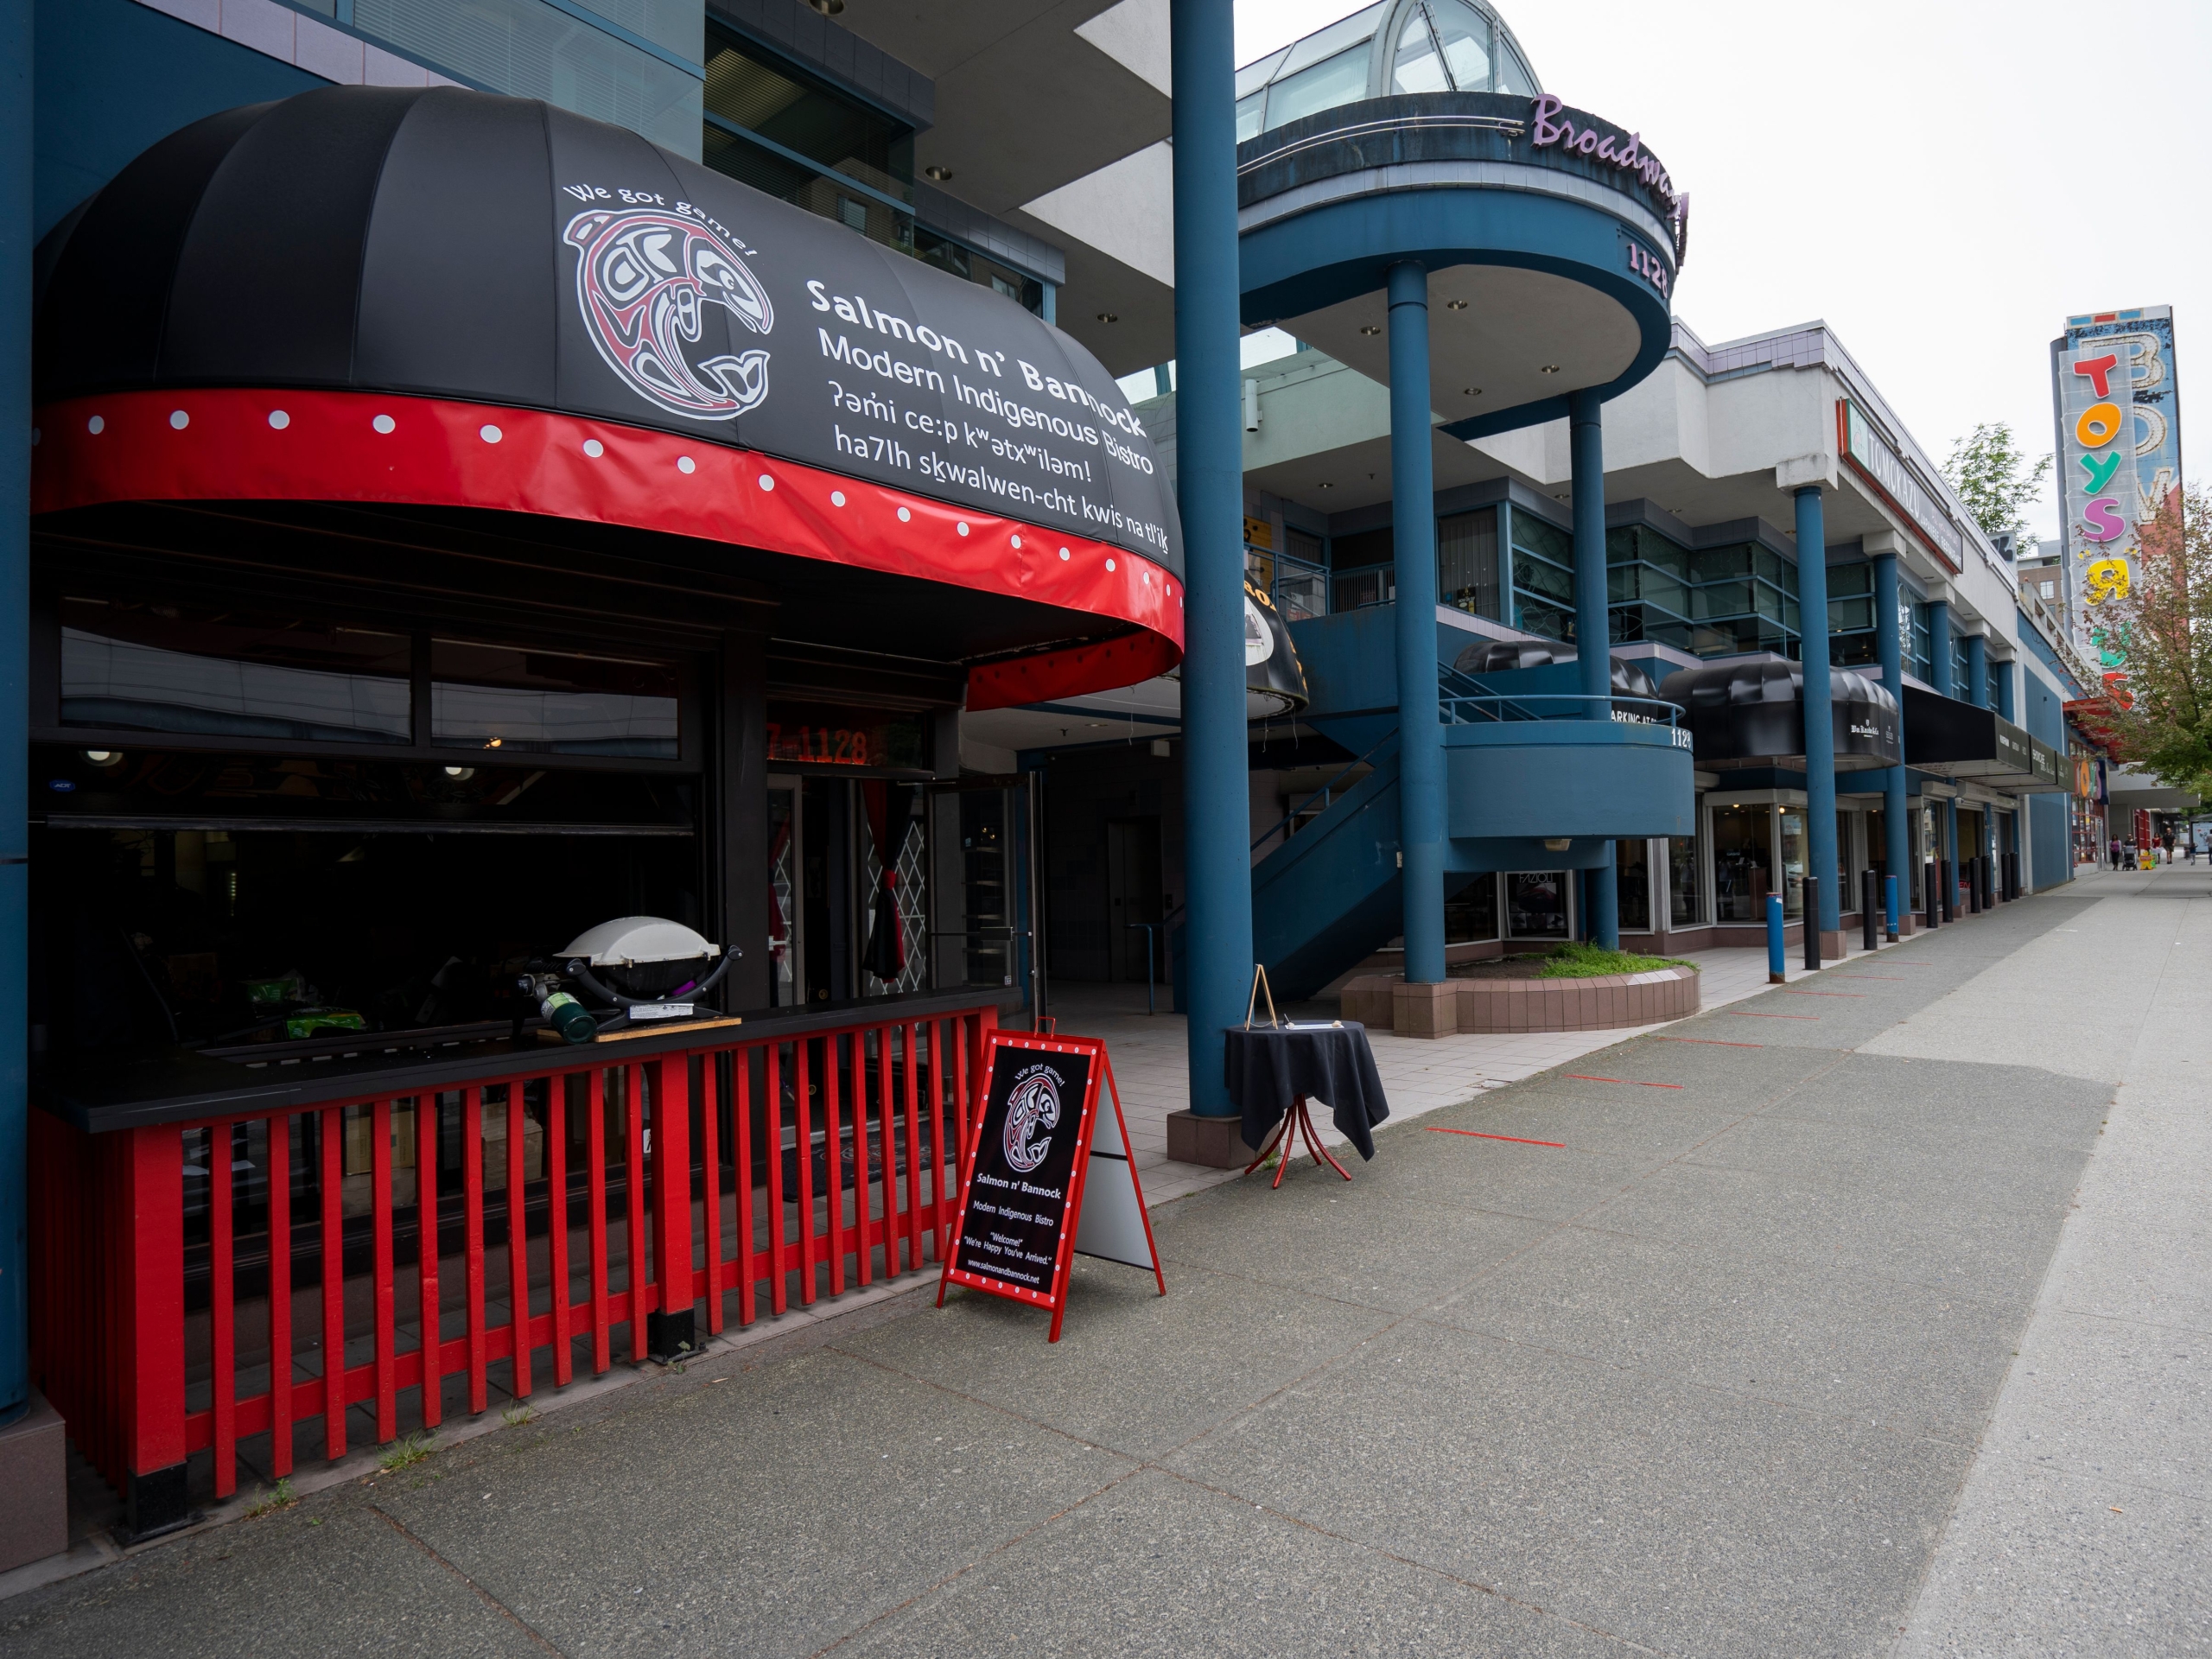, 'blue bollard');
1884,873,1899,942
1766,892,1786,983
